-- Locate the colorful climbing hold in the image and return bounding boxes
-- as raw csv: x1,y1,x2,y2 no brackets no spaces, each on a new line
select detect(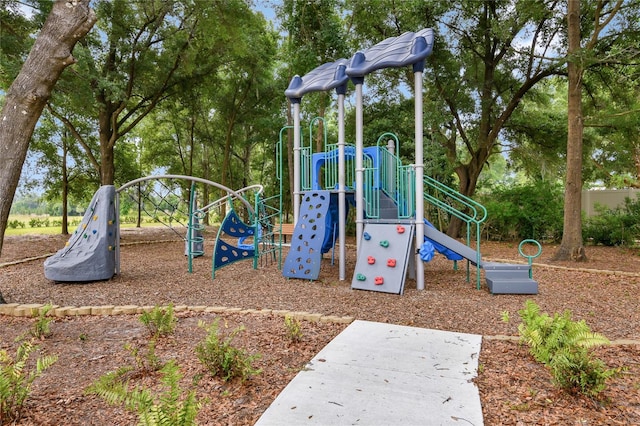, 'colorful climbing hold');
93,215,98,221
363,232,371,241
380,240,389,248
82,223,87,229
92,229,97,234
396,225,405,234
387,258,396,267
374,276,384,285
367,256,376,265
356,273,366,281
